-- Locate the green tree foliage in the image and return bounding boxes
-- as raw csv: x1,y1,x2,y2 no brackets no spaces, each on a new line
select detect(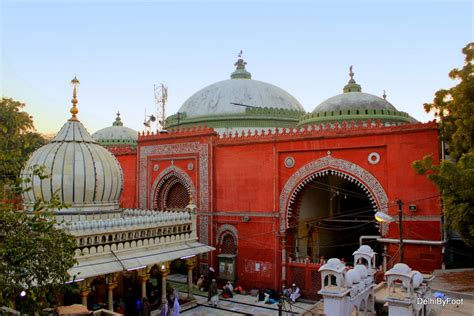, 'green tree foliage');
413,43,474,246
0,98,47,198
0,100,77,311
0,166,77,311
